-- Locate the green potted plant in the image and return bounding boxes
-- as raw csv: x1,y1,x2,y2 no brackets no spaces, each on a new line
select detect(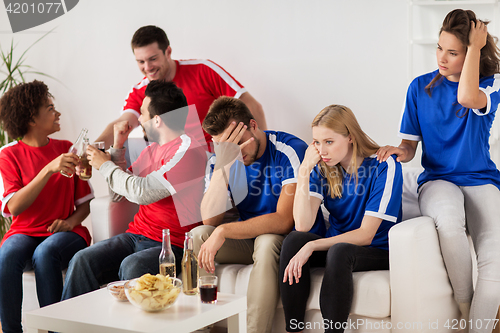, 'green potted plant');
0,30,57,239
